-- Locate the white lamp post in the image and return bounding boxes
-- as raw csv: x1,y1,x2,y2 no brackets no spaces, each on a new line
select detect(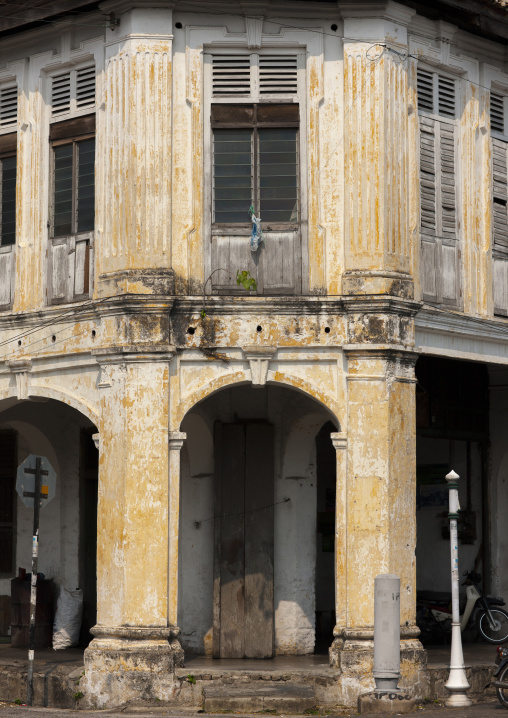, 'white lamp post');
444,469,472,708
